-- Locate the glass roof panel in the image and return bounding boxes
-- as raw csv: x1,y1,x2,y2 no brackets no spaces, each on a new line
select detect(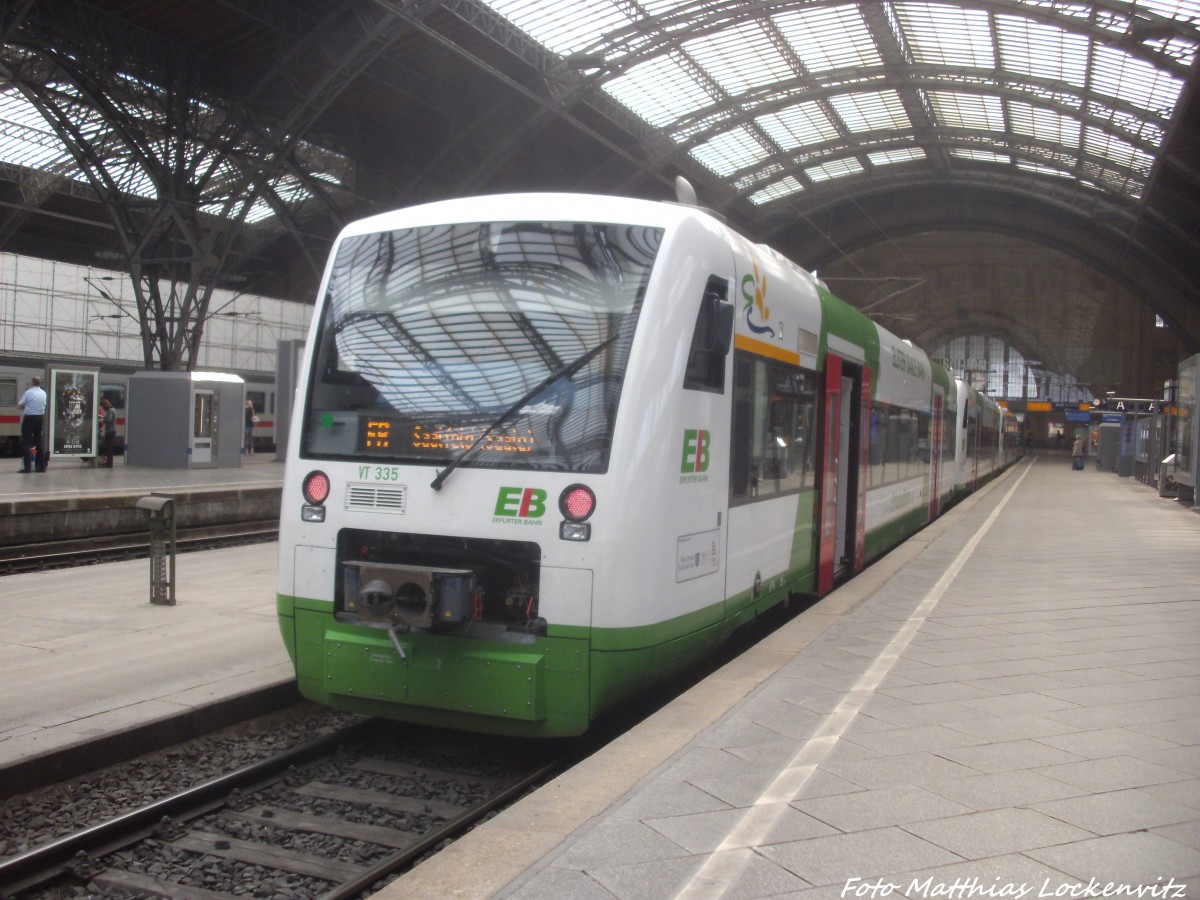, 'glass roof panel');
0,88,71,171
995,14,1090,83
736,162,783,192
896,2,995,67
757,102,840,151
1084,127,1155,178
773,5,880,72
950,148,1008,164
828,91,911,132
1090,43,1184,118
869,148,928,167
8,0,1198,227
1008,100,1082,148
1099,104,1166,146
929,91,1005,130
691,127,770,177
1016,159,1076,180
0,83,159,198
749,175,805,205
807,157,865,183
683,20,794,95
603,54,716,128
467,0,1198,209
479,0,635,56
